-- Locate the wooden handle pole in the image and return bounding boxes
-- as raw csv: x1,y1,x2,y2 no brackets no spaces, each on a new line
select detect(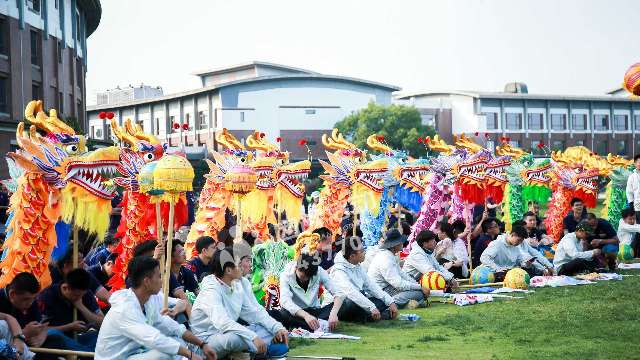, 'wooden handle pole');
163,201,176,309
156,202,164,274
